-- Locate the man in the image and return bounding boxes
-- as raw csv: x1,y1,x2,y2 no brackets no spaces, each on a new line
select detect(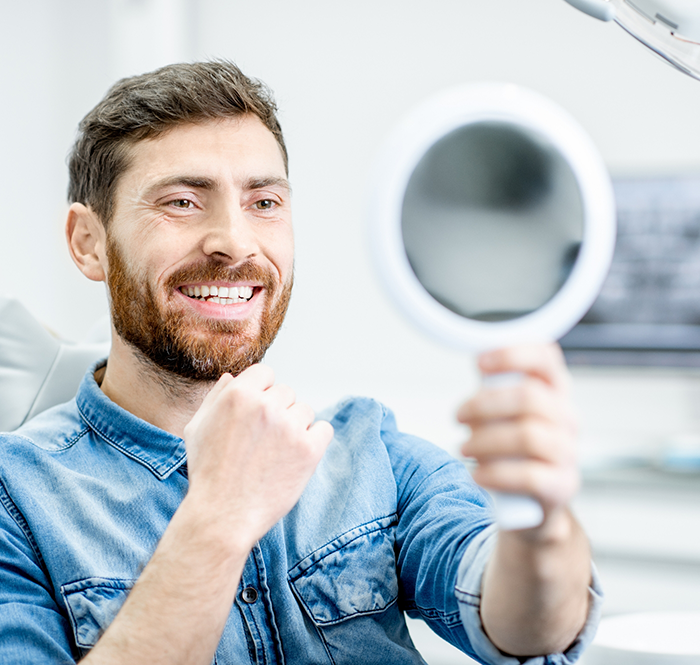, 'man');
0,61,600,664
